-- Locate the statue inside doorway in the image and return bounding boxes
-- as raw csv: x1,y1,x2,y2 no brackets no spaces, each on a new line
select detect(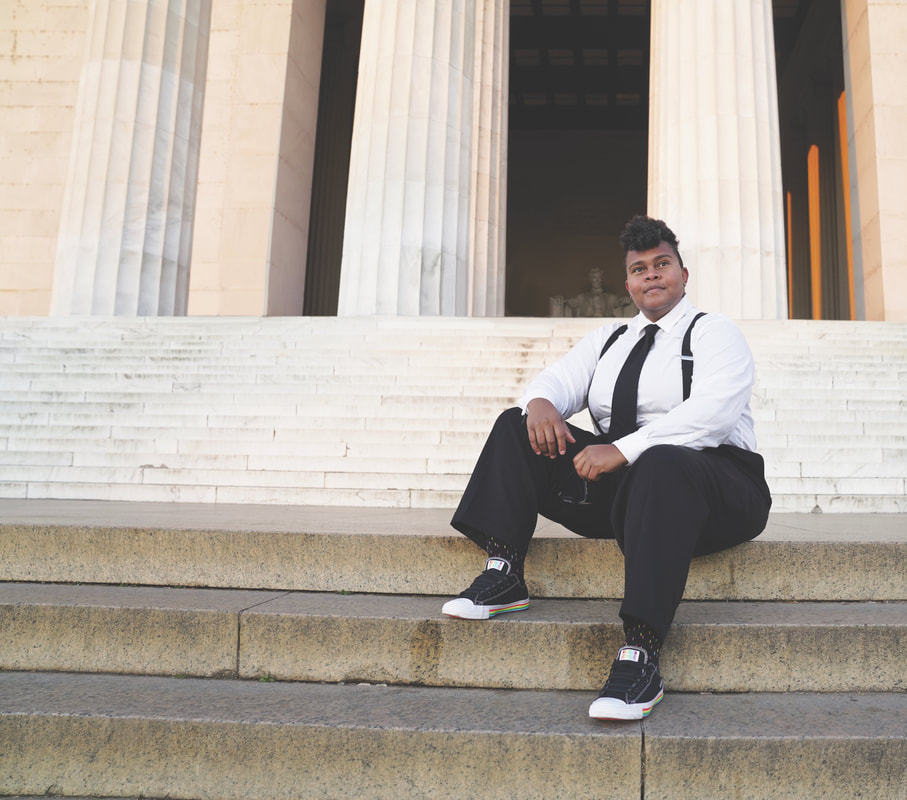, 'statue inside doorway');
549,267,636,318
